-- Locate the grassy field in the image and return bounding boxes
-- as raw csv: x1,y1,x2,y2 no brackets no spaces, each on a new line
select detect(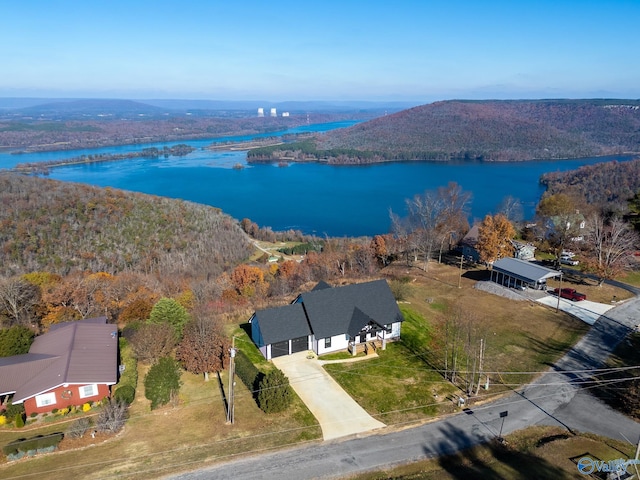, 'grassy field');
0,260,634,479
324,261,599,425
347,426,638,479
